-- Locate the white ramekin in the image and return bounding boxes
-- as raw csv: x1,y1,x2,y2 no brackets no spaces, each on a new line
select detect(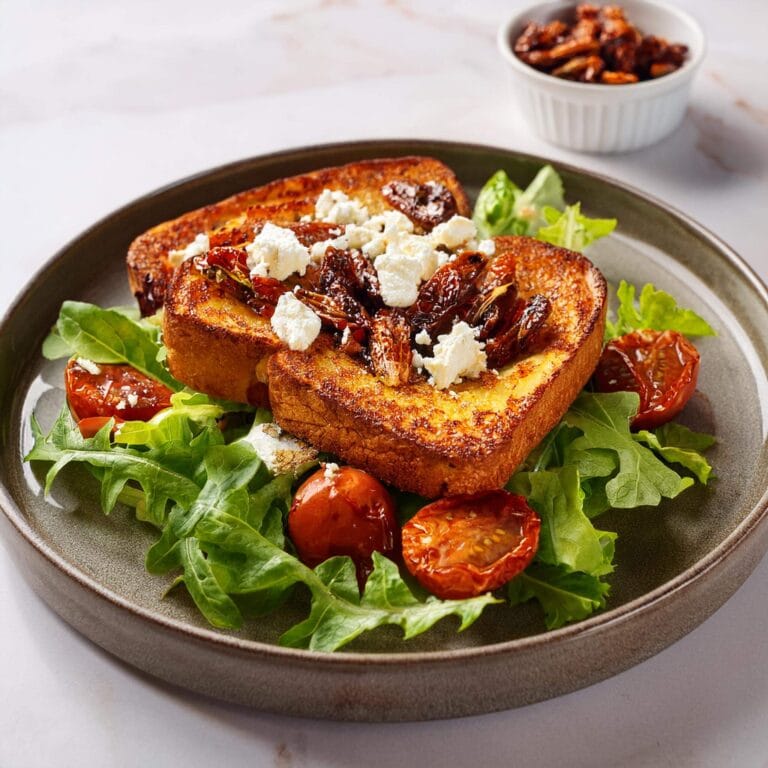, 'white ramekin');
497,0,705,153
